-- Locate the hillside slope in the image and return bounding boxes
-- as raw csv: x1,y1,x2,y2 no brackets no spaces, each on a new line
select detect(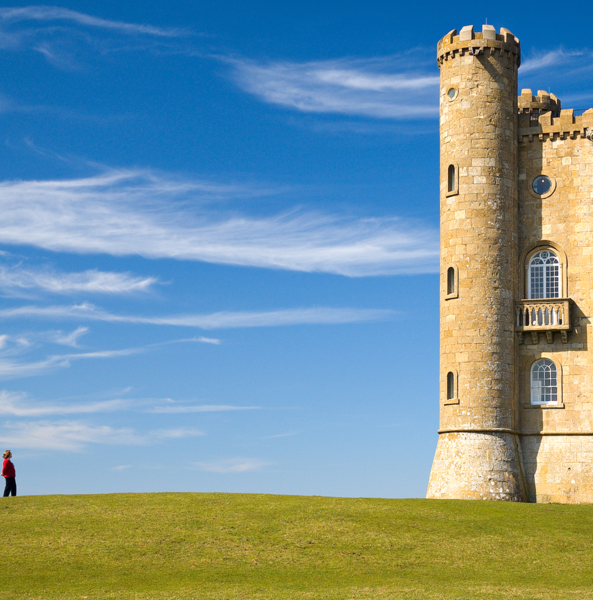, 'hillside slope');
3,493,592,599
